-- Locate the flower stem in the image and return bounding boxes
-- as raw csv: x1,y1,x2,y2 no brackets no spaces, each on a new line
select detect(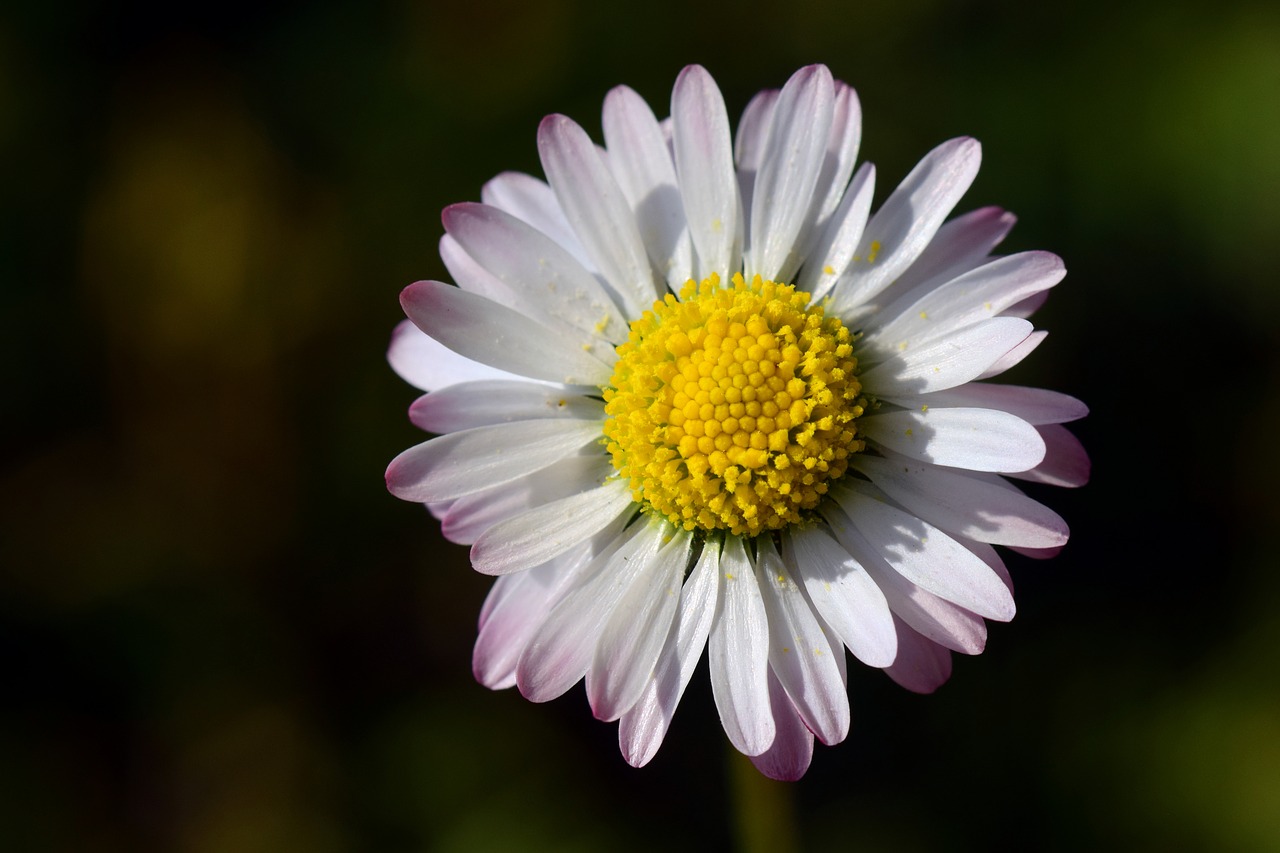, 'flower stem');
728,746,800,853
